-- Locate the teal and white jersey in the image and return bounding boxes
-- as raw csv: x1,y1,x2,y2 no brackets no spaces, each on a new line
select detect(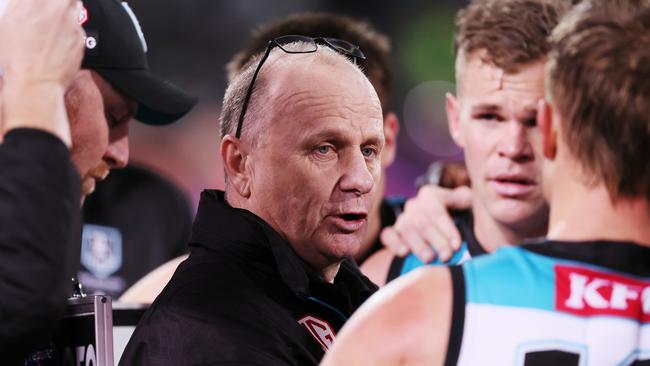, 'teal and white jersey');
387,211,487,283
445,240,650,366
